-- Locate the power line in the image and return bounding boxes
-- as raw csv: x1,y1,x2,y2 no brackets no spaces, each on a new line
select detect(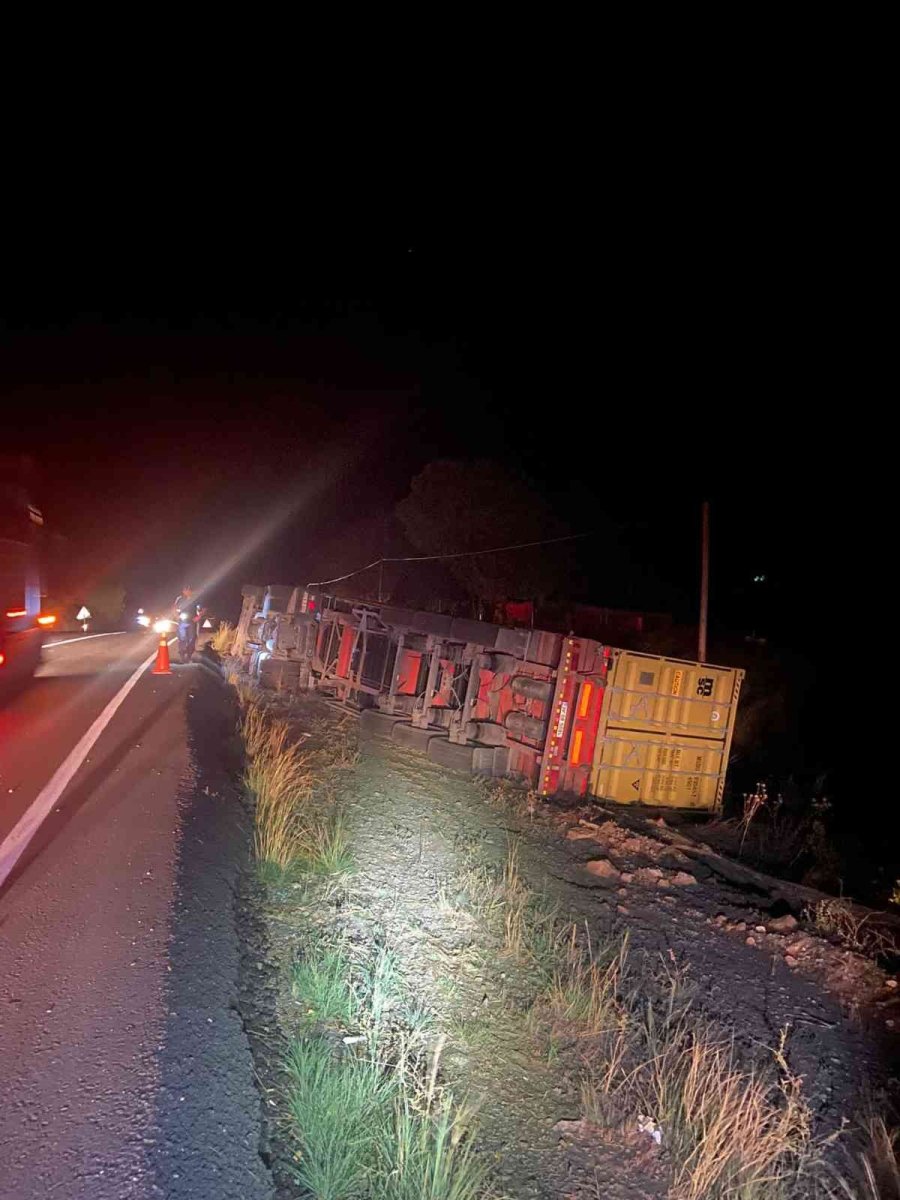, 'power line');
306,532,590,589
